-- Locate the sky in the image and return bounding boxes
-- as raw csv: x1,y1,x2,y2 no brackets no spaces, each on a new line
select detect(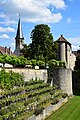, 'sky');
0,0,80,52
